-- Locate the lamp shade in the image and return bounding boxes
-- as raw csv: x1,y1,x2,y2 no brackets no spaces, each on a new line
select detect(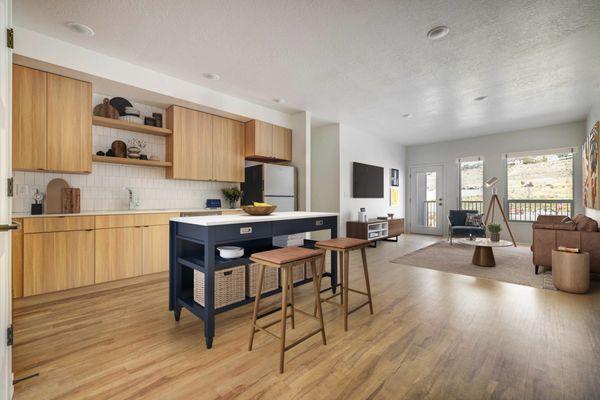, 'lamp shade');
485,177,499,188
